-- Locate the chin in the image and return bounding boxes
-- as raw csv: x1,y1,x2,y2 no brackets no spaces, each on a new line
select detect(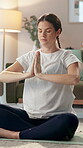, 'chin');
41,42,48,47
